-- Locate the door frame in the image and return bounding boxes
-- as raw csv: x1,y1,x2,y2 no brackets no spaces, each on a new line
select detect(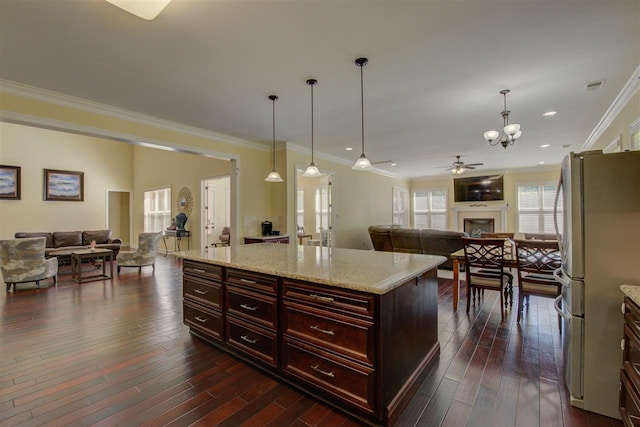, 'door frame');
105,188,133,247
